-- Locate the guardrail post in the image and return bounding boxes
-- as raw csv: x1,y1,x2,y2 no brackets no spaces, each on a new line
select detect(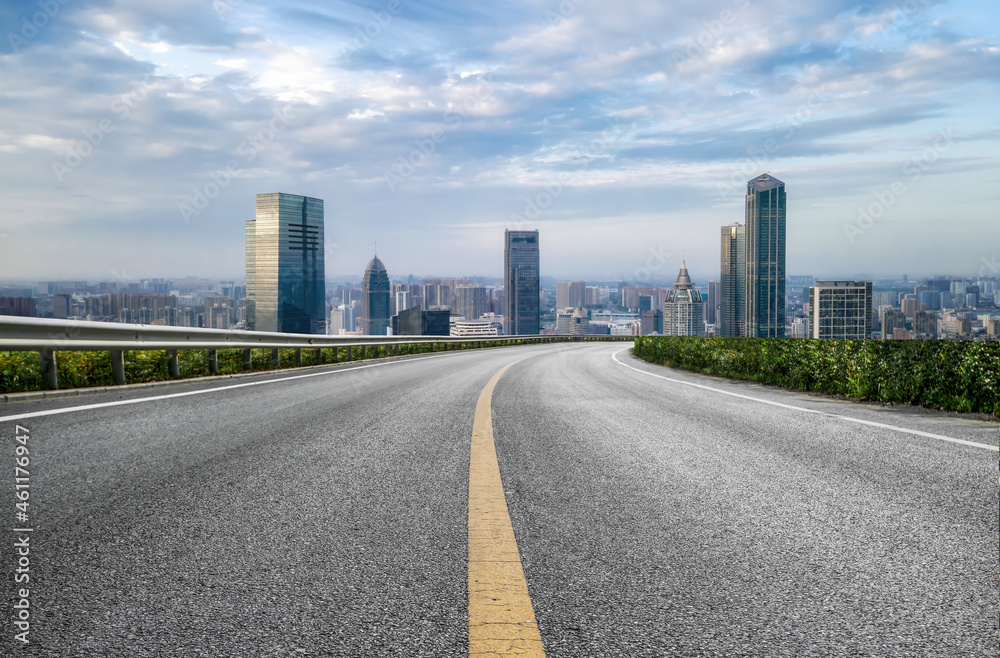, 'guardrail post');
294,349,302,366
346,346,353,362
111,349,126,384
208,350,219,375
39,350,58,390
243,349,252,370
168,351,180,378
270,348,280,368
314,348,322,364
